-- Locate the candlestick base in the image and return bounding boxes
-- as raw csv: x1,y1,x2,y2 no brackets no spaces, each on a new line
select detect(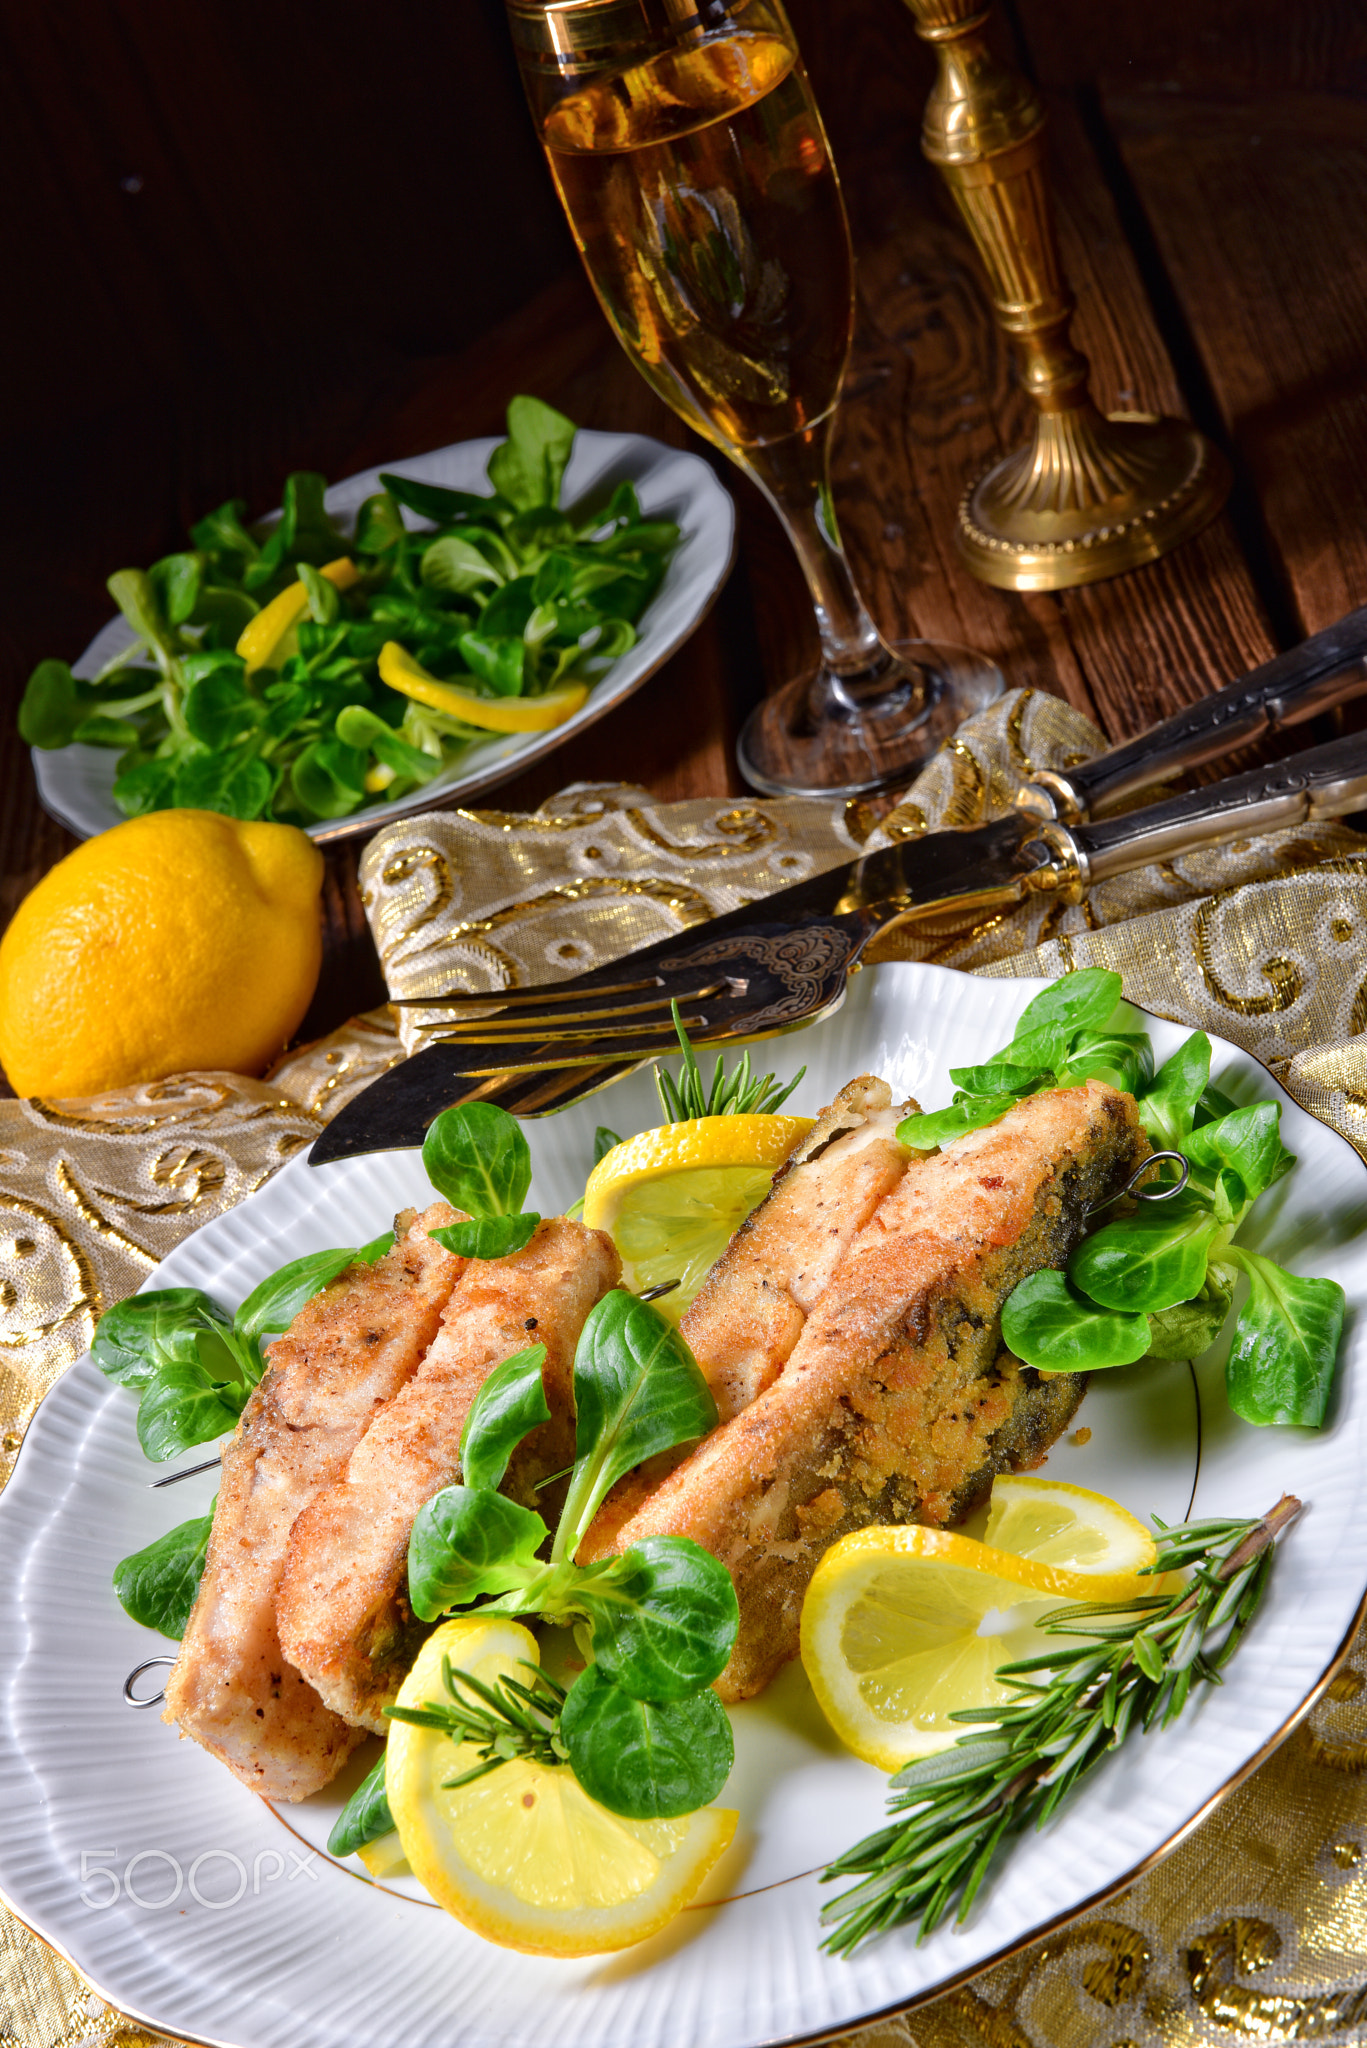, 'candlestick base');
957,408,1231,593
